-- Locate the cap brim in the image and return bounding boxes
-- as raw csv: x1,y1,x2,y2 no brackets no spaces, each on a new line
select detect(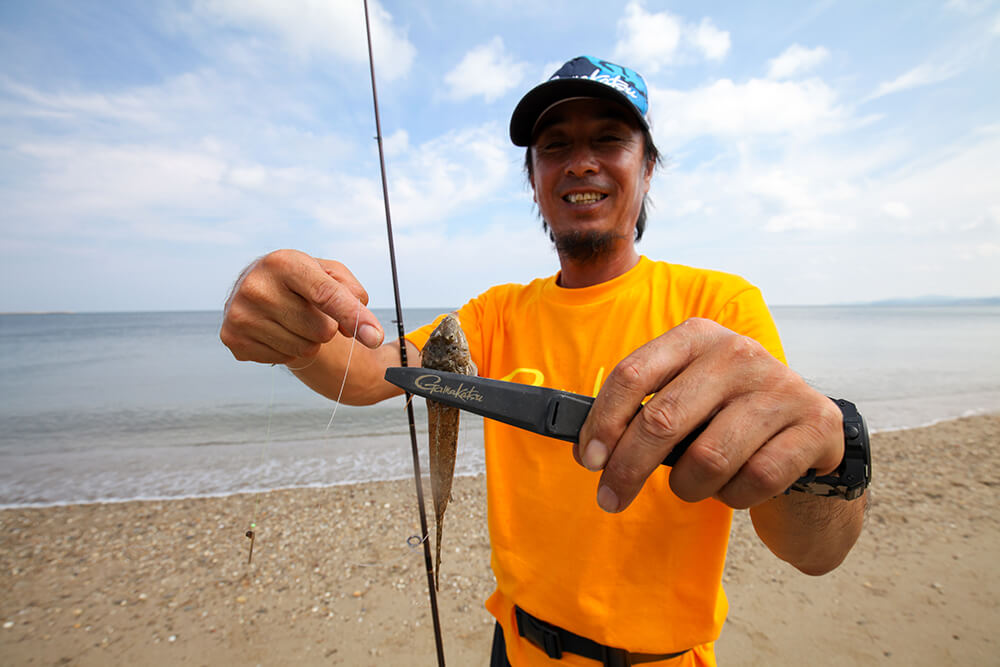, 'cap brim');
509,78,649,146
